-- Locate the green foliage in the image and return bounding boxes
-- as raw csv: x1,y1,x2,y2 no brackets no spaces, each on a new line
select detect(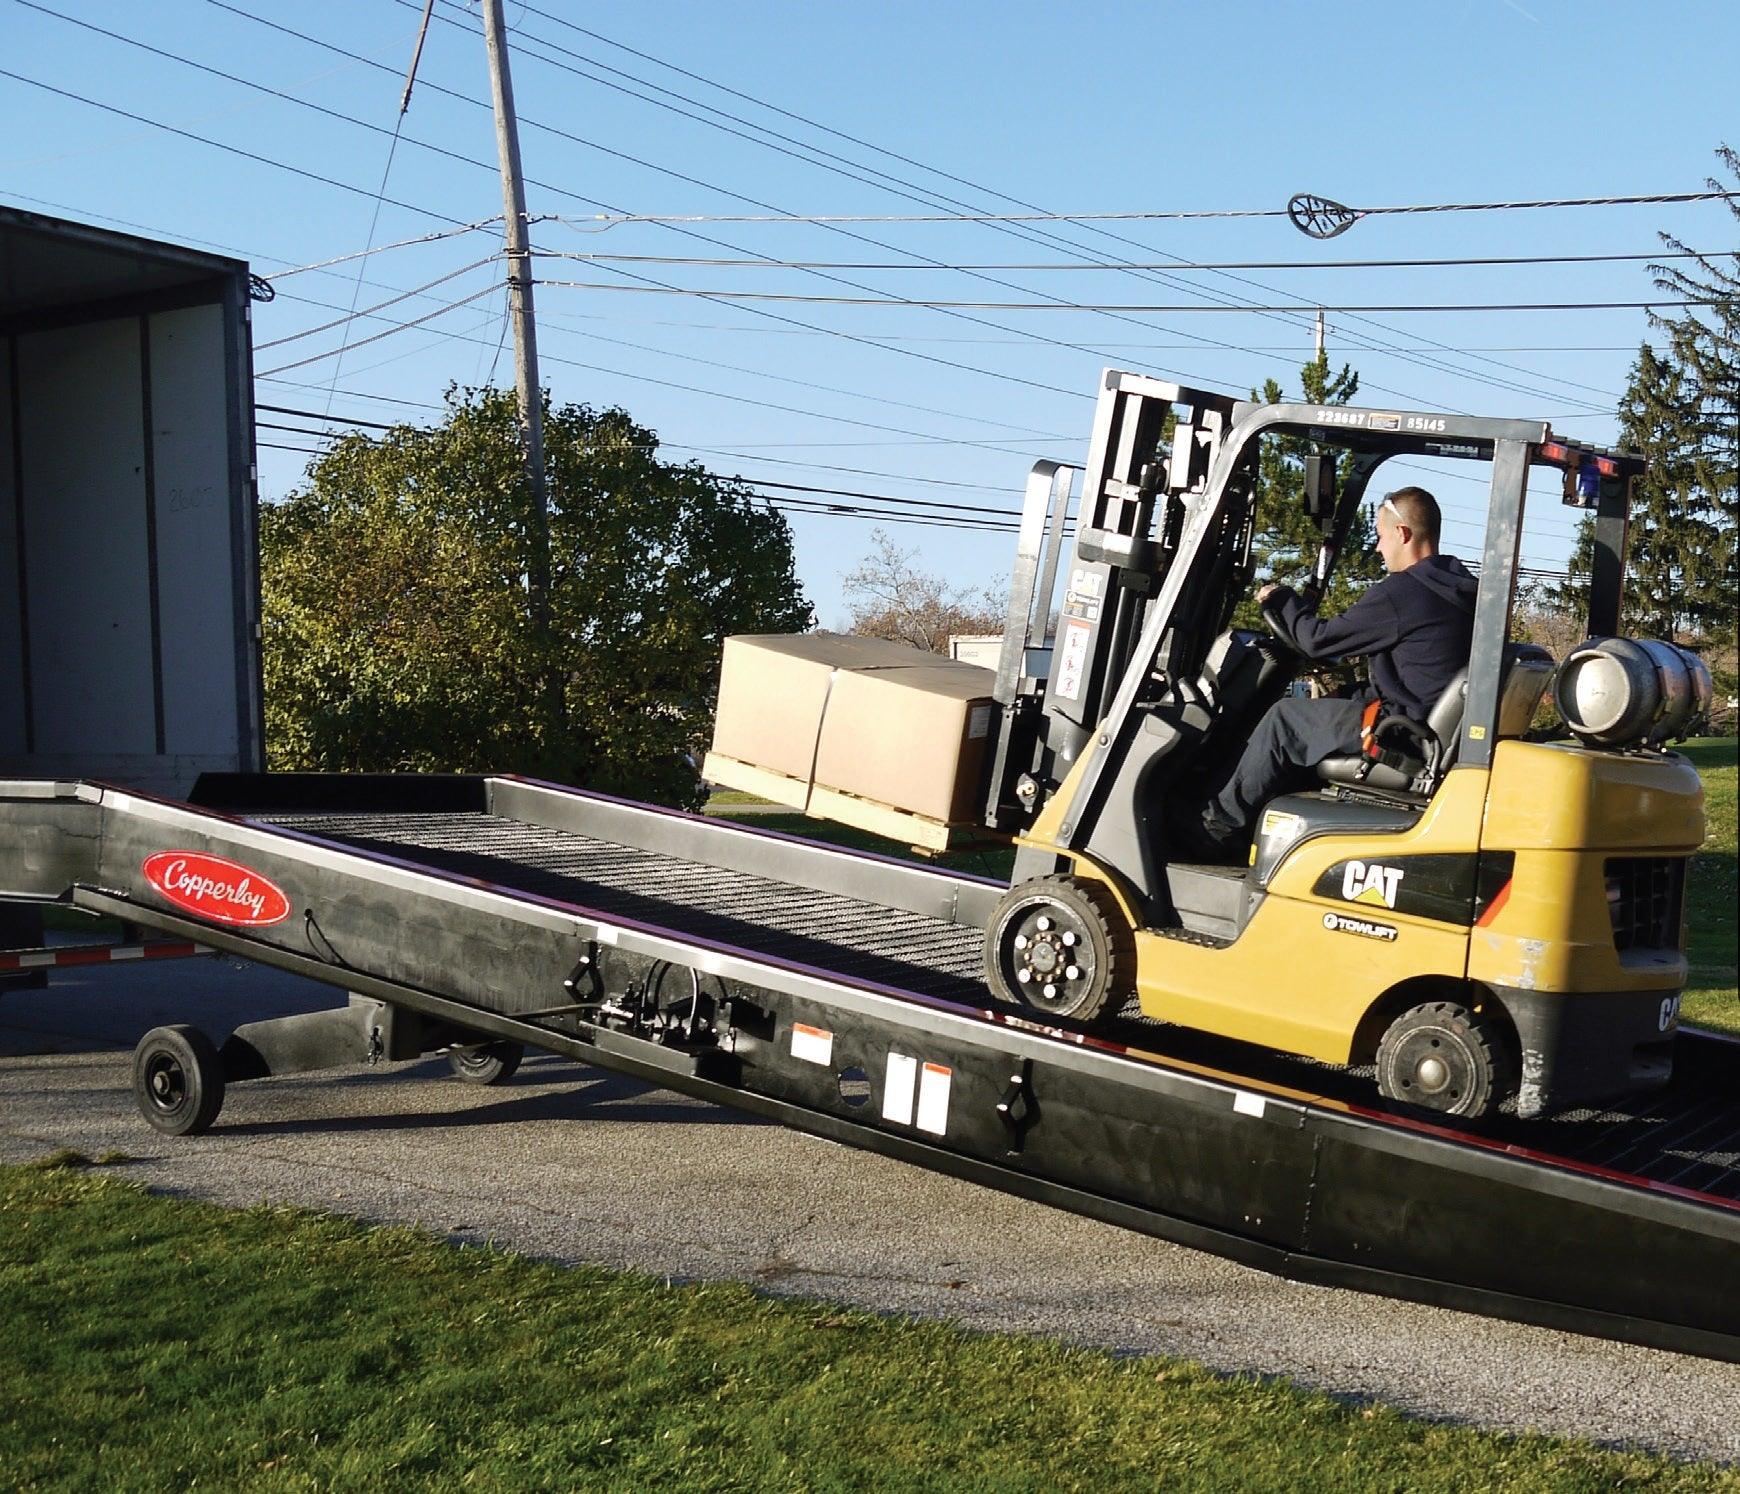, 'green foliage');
4,1166,1732,1490
1559,344,1735,640
261,388,812,809
1679,736,1738,1034
1232,351,1383,641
